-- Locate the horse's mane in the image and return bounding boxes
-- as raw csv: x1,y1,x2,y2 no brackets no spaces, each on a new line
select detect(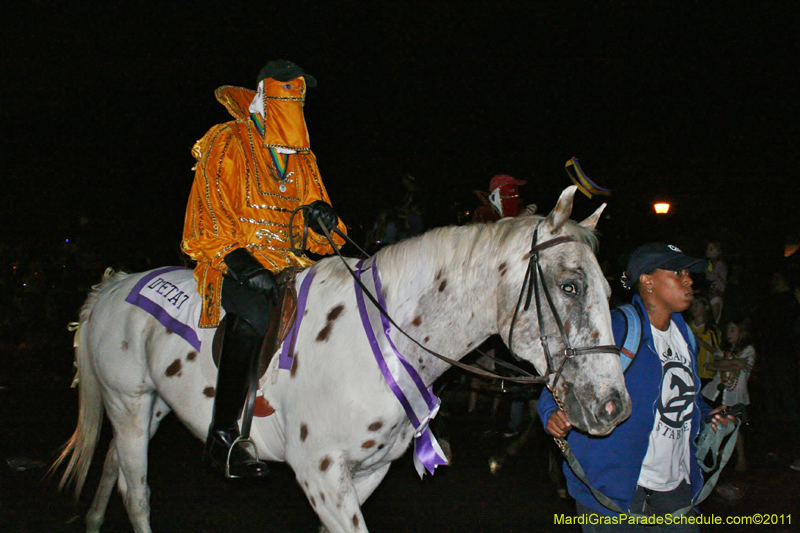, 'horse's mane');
373,215,598,296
